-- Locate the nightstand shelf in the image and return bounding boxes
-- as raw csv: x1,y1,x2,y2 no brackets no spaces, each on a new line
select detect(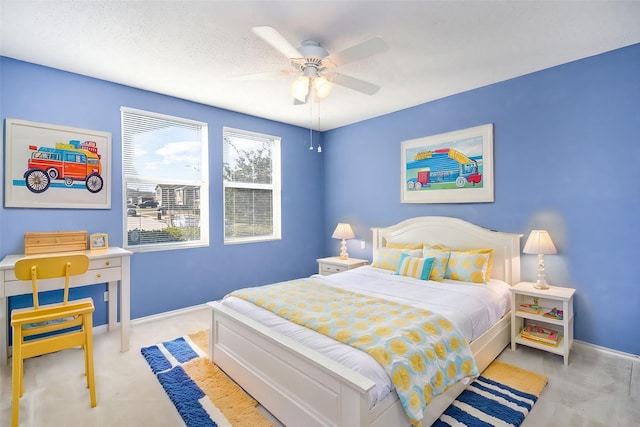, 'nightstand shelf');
510,281,576,365
317,256,368,276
